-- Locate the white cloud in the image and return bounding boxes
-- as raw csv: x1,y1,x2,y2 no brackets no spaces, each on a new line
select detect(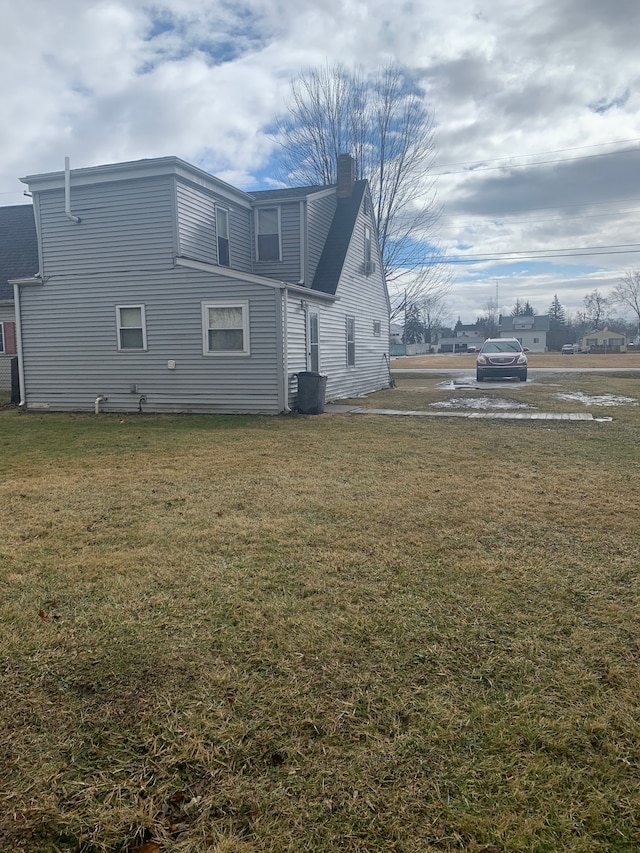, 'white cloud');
2,0,640,321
